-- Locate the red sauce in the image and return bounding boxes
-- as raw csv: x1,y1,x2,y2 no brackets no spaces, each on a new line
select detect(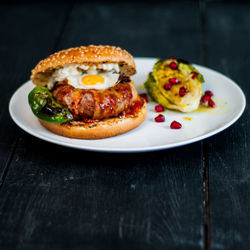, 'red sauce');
127,100,143,115
82,119,99,123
